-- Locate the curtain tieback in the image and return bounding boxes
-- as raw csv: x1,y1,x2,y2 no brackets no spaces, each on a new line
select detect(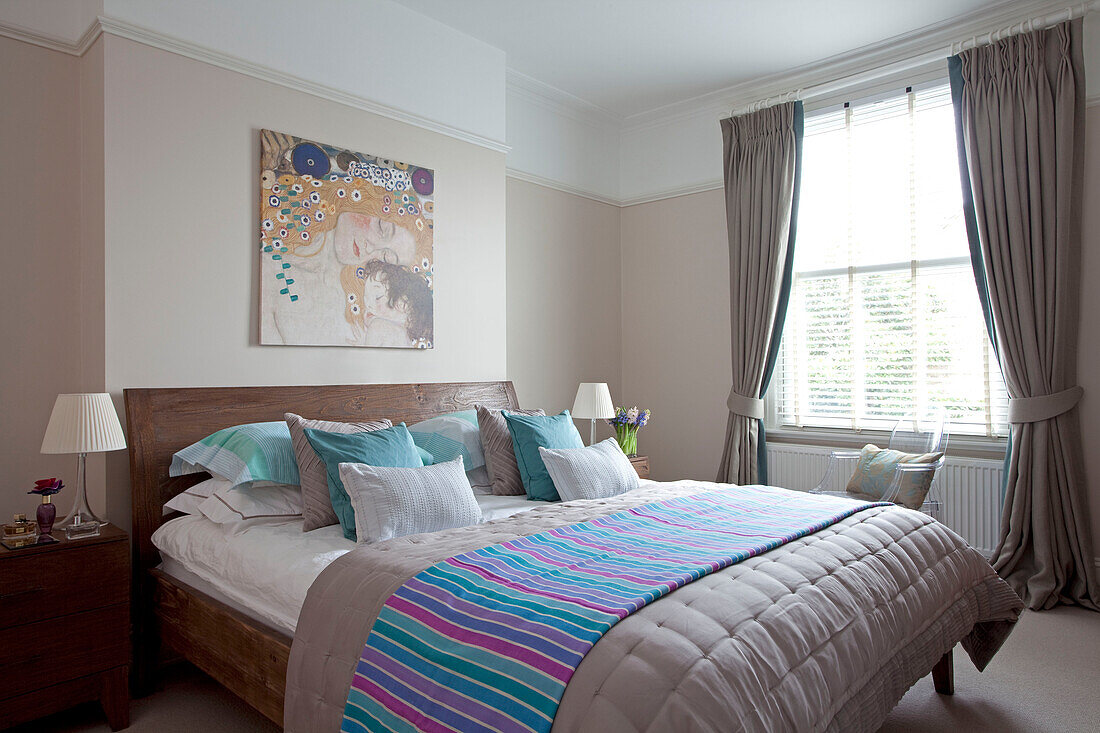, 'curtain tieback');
1007,386,1084,423
727,388,765,420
